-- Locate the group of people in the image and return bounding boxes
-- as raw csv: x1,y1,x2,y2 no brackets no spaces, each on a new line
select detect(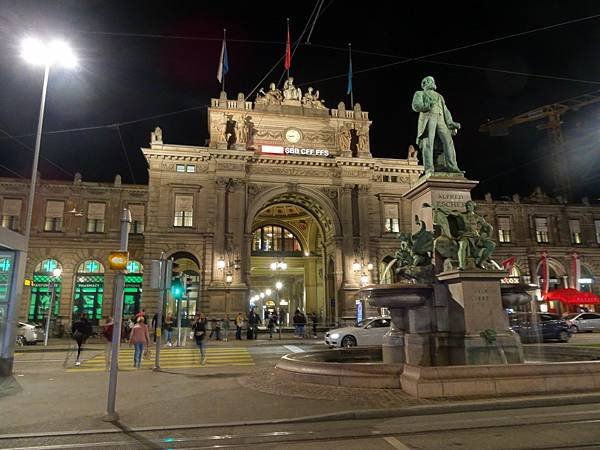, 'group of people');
292,310,318,339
